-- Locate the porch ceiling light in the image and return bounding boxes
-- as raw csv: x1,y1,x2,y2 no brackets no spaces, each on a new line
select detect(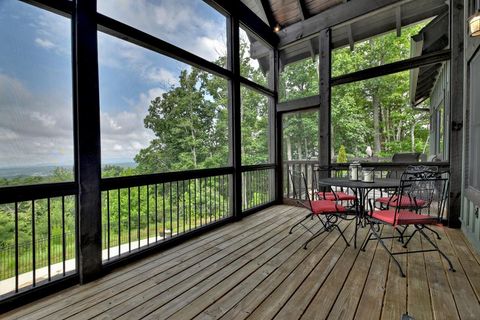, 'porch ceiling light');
470,0,480,37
